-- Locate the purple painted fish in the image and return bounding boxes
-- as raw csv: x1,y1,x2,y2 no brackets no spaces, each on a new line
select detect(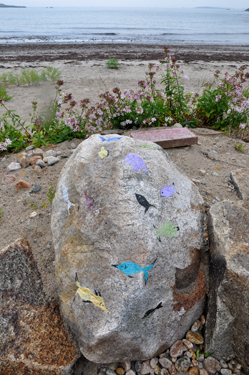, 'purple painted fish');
84,190,94,211
124,153,148,176
161,183,179,197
